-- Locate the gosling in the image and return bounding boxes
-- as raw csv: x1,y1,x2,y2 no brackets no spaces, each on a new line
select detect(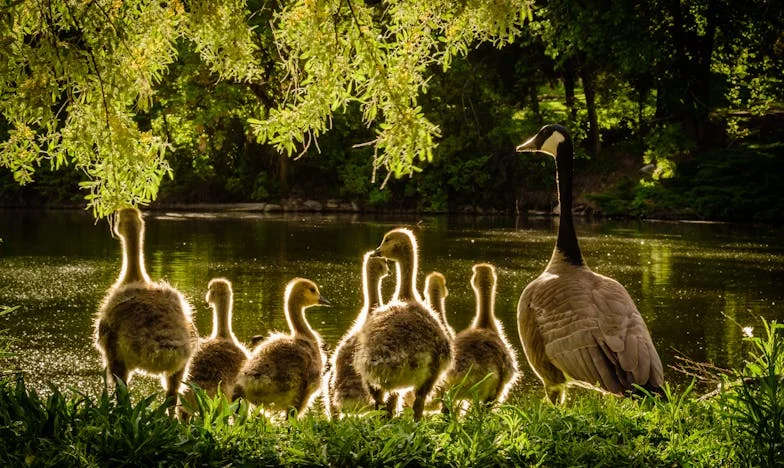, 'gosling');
325,252,390,417
233,278,330,417
94,207,198,404
425,272,454,340
438,264,518,409
181,278,249,418
354,228,452,420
